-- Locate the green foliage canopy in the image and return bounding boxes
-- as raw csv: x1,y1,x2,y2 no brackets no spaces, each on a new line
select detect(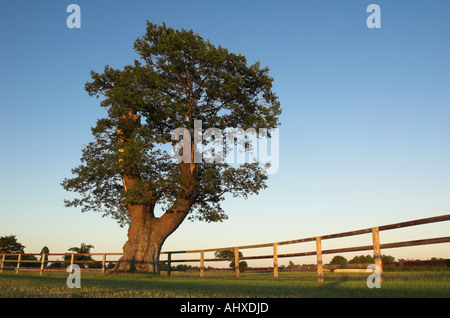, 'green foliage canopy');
62,22,281,227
